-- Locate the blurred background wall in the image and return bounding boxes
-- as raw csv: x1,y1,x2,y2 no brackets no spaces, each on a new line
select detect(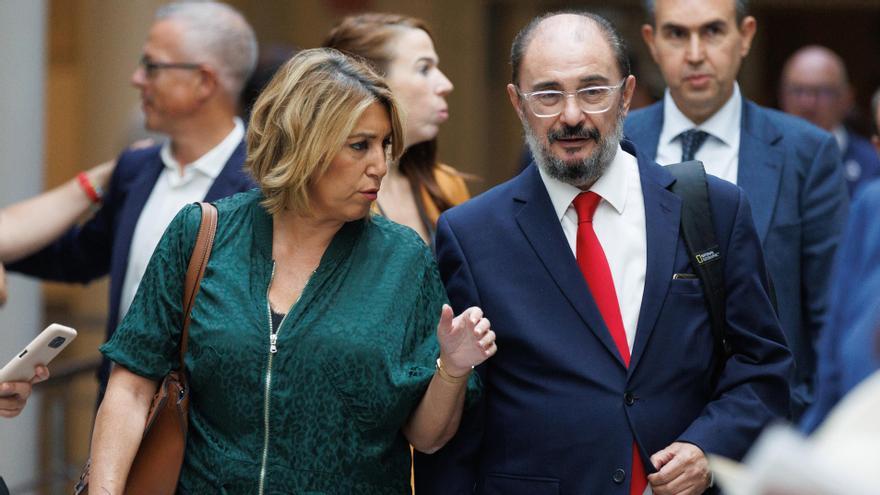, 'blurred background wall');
0,0,878,492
